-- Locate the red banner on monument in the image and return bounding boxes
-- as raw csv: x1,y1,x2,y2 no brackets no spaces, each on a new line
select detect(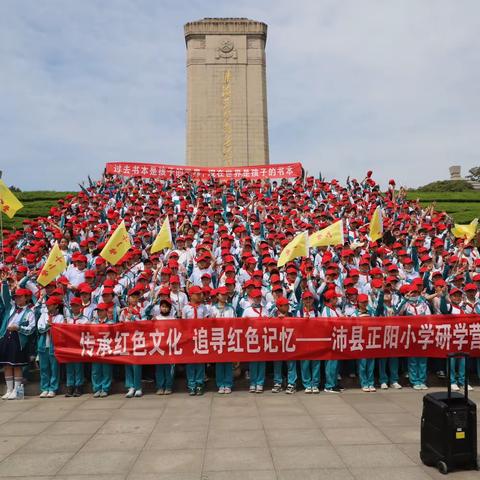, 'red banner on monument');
52,314,480,365
105,162,303,180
